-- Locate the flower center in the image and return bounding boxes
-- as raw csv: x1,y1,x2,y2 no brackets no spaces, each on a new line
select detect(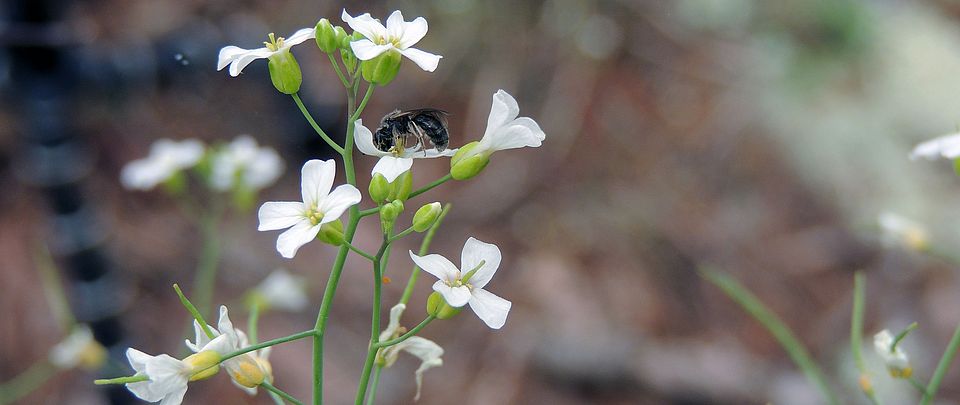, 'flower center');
445,260,485,290
306,206,325,226
263,33,286,52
